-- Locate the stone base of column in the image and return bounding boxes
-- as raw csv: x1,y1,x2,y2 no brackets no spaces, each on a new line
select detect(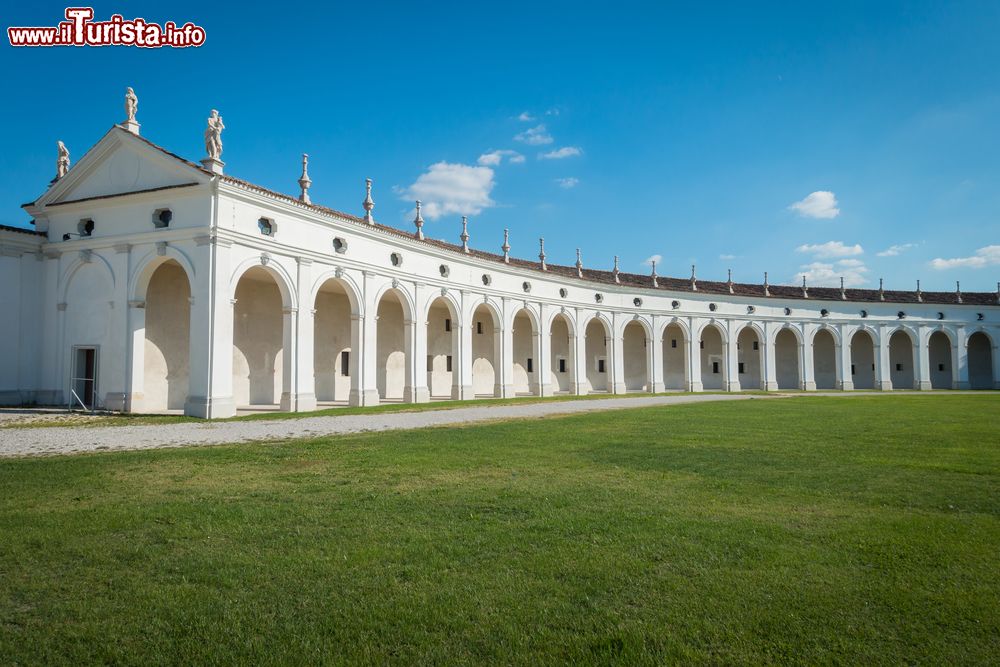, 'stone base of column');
349,389,380,407
688,381,703,392
501,384,514,398
764,381,778,391
612,382,626,394
838,380,854,391
917,380,932,391
185,395,236,419
876,380,893,391
453,384,473,400
725,380,741,392
953,381,971,390
280,392,316,412
573,382,586,395
412,387,430,403
538,382,552,397
651,382,665,393
801,381,816,391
